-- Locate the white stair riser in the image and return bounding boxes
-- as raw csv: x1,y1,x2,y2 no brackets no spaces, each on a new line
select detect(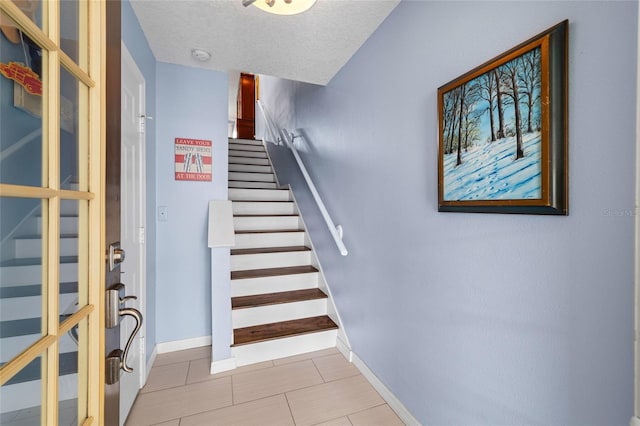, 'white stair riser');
232,299,327,329
36,216,78,234
229,164,272,174
228,150,267,159
231,272,318,297
0,374,78,413
231,329,337,367
231,251,311,271
234,232,305,249
229,138,263,146
232,202,295,215
233,216,300,231
229,188,291,202
228,172,275,183
1,333,77,364
15,237,78,259
0,293,77,322
0,263,77,287
229,156,270,166
228,181,278,189
228,143,265,152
